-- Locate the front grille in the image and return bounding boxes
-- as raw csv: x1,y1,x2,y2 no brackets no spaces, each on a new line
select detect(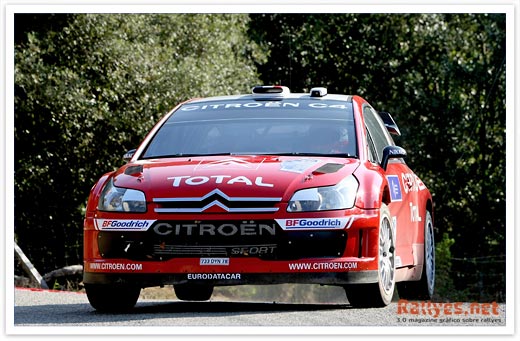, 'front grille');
97,220,347,261
153,189,281,213
153,244,278,257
